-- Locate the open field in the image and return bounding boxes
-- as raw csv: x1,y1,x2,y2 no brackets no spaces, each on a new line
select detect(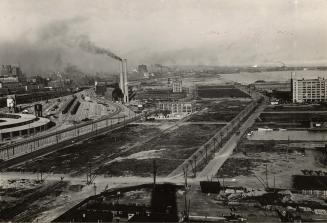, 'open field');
188,99,251,122
6,121,224,177
97,123,224,177
197,85,250,98
264,104,327,112
254,112,327,129
252,104,327,129
7,124,163,175
217,140,326,189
